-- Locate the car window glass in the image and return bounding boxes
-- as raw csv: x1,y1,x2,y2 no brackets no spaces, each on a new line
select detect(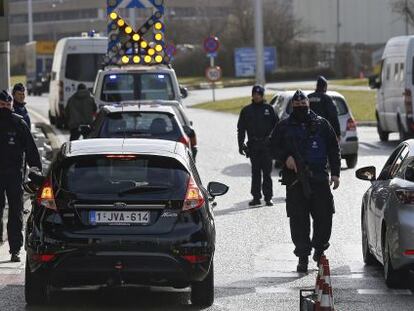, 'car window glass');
378,145,406,180
394,63,399,81
386,63,391,81
389,145,409,178
65,54,105,82
400,63,405,82
331,97,348,116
